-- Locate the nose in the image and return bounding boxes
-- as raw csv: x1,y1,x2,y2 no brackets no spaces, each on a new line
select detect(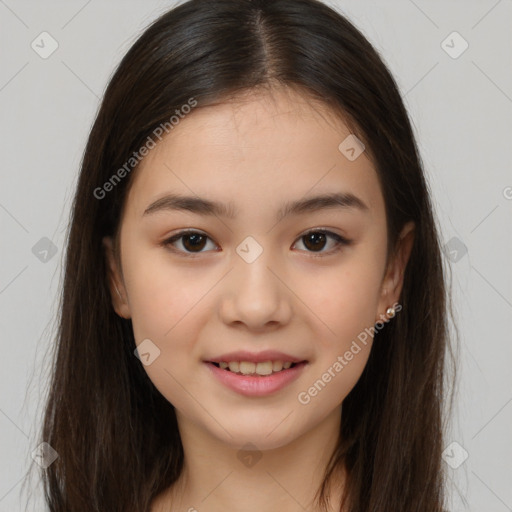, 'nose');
218,247,293,331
